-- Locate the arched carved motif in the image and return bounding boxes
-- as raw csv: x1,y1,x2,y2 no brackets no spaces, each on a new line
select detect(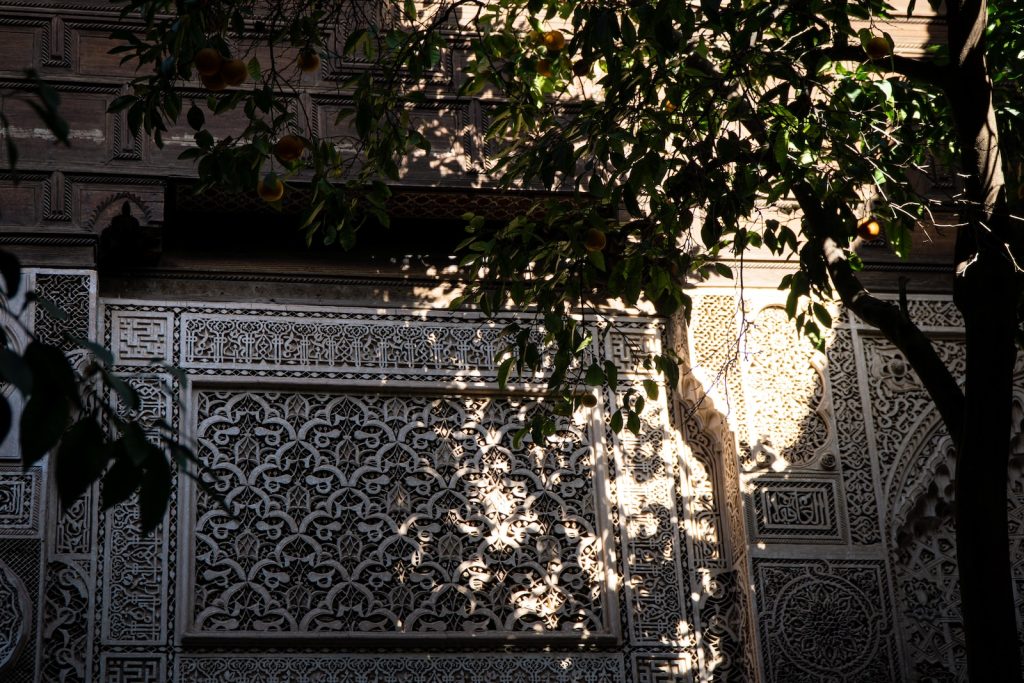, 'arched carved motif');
674,345,757,681
85,191,153,230
744,305,835,470
885,383,1024,682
